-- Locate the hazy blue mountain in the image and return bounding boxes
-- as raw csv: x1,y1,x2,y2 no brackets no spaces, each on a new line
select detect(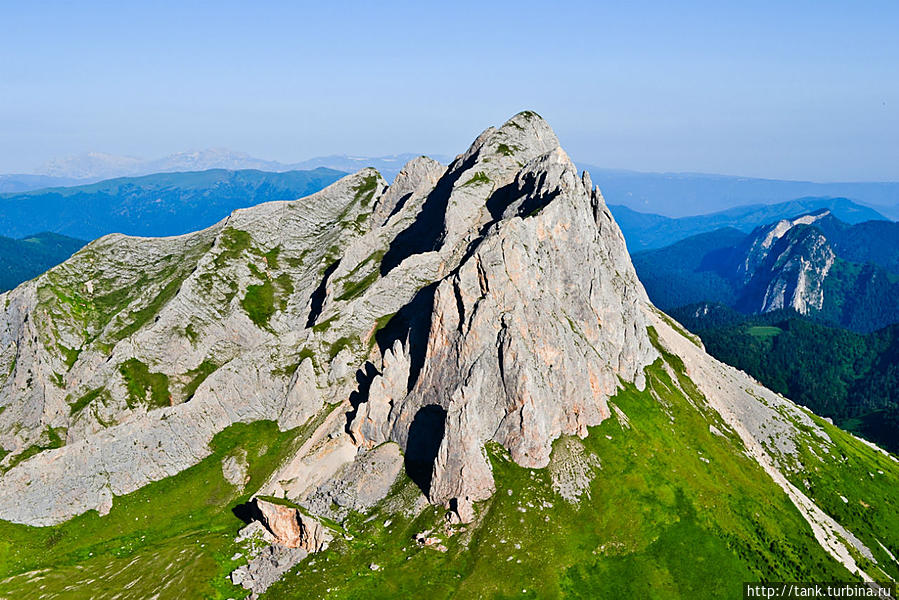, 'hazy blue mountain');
30,150,451,183
290,153,452,181
610,197,887,251
813,216,899,275
0,168,346,240
0,232,86,291
583,164,899,217
634,211,899,333
0,174,85,194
